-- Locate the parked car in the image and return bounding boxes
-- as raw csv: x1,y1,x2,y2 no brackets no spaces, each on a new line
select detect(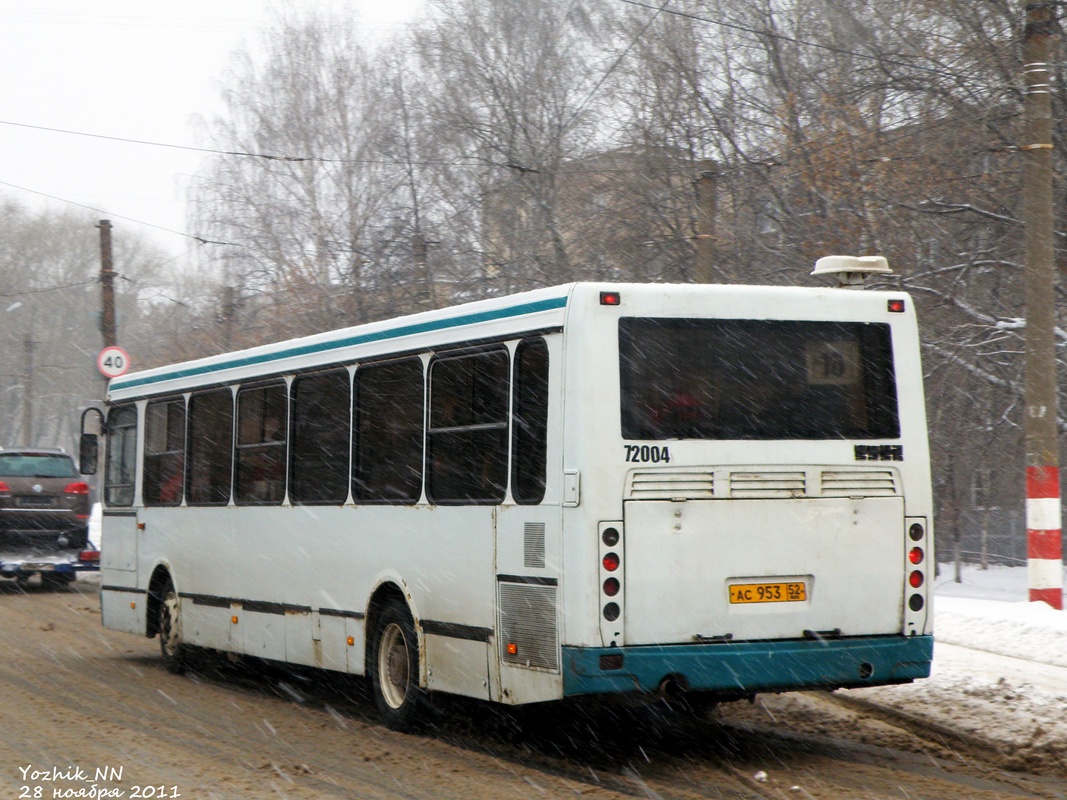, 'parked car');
0,447,97,586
